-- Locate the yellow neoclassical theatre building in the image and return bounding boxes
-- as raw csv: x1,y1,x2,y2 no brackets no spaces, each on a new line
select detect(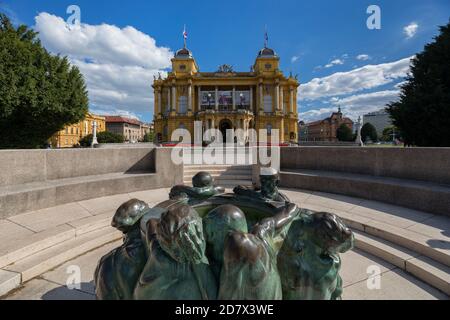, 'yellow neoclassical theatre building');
153,40,299,144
